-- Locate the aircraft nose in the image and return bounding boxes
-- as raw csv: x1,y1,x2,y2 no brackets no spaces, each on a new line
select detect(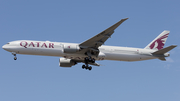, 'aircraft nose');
2,44,8,50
